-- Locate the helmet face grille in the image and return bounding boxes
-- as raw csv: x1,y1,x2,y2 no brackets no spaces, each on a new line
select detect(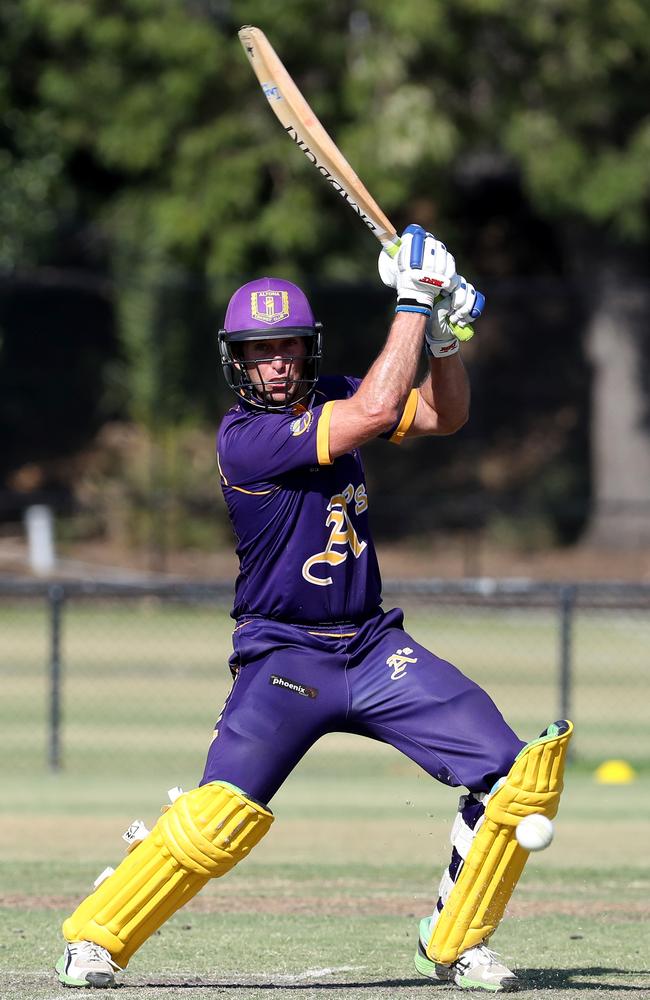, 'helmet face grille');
218,325,323,411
